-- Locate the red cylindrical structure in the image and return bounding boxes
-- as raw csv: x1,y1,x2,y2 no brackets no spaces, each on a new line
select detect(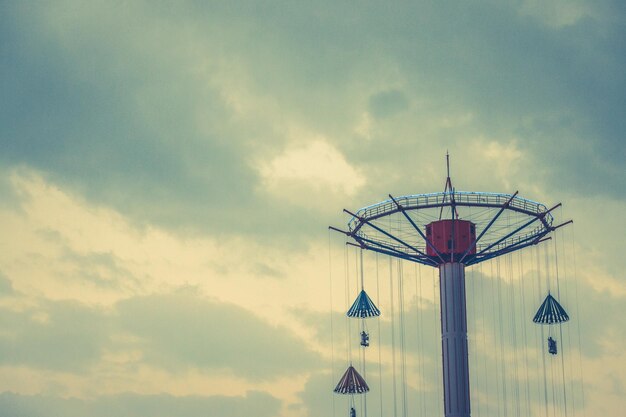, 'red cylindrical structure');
426,220,476,257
